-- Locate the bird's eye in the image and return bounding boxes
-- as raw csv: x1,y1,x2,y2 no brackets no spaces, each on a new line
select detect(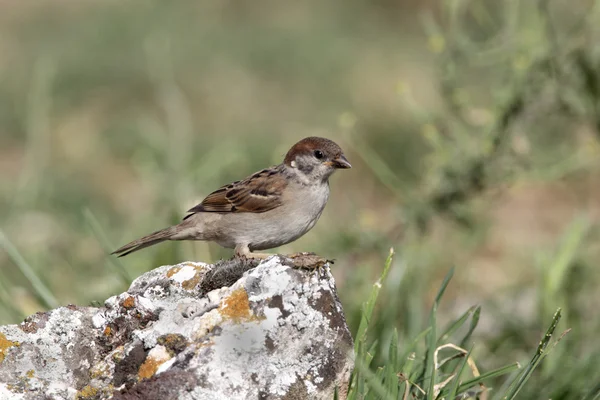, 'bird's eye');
314,150,324,159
